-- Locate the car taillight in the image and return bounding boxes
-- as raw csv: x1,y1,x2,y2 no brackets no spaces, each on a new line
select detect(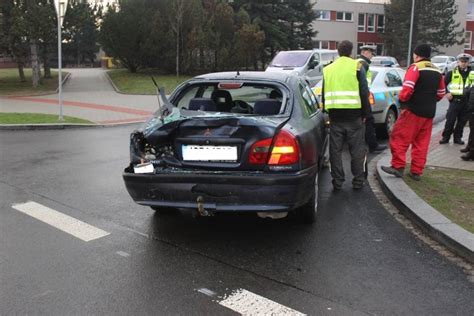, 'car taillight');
248,138,272,164
248,130,300,165
369,92,375,106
